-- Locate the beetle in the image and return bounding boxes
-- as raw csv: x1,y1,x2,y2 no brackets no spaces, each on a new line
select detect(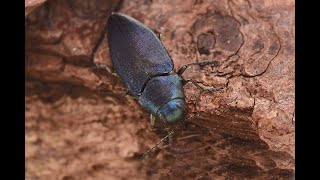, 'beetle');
106,12,221,127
